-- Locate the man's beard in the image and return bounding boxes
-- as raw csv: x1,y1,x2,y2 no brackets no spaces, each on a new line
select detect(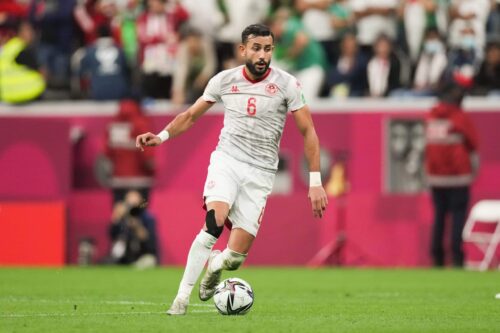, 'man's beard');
246,59,271,78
